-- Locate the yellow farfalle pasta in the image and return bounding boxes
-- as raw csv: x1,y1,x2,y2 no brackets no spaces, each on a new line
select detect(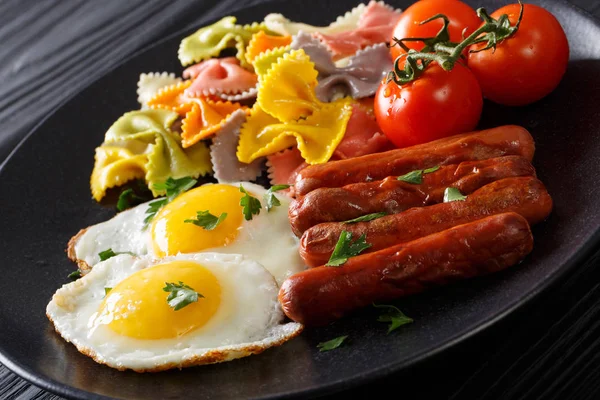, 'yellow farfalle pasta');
100,109,211,197
257,50,320,122
181,99,246,148
90,143,148,202
147,81,193,116
237,100,353,165
245,31,292,64
238,49,354,165
178,16,269,68
251,45,290,76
